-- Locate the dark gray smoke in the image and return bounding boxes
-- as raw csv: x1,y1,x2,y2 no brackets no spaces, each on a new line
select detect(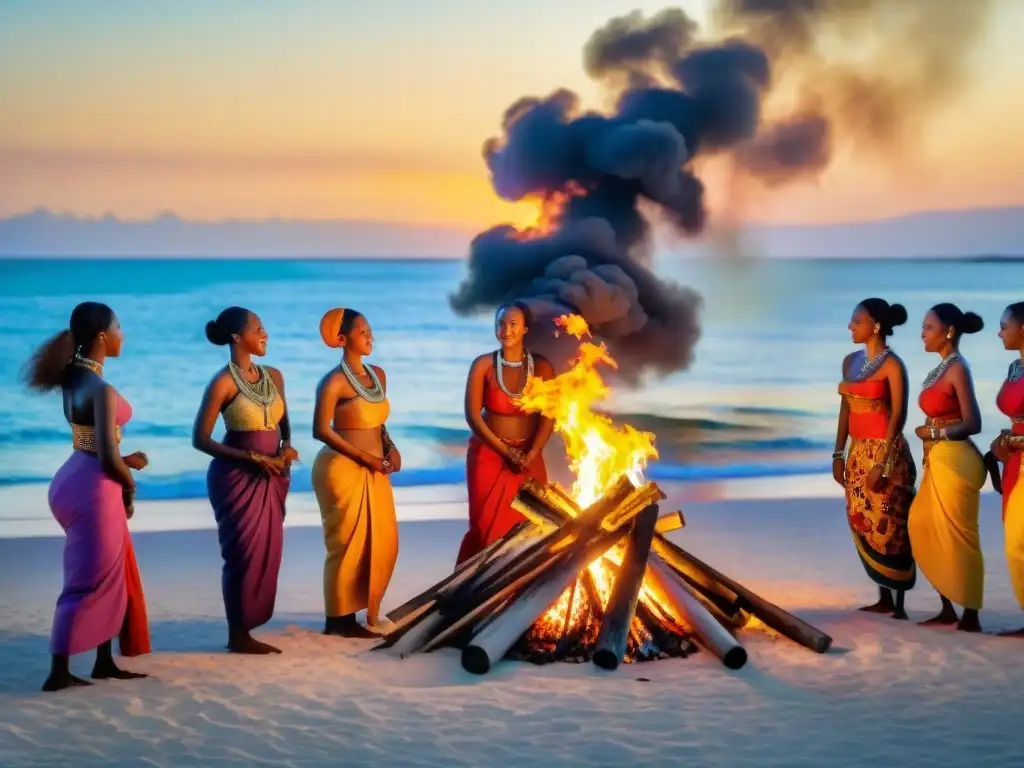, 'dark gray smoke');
450,1,992,382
